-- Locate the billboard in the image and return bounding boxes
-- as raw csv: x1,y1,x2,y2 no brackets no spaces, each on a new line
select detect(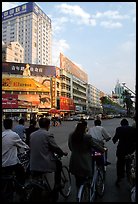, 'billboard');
2,62,59,78
60,53,88,83
2,94,51,109
60,96,75,111
2,94,18,108
2,77,51,92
